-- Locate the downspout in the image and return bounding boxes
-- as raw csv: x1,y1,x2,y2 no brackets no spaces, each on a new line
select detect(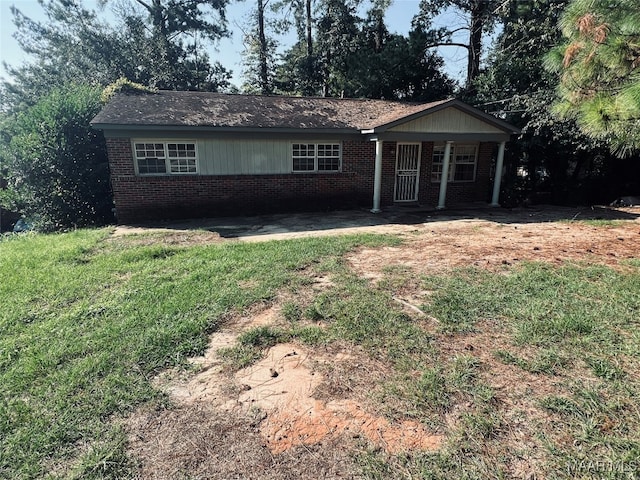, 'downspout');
436,141,453,210
491,141,506,206
371,139,383,213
